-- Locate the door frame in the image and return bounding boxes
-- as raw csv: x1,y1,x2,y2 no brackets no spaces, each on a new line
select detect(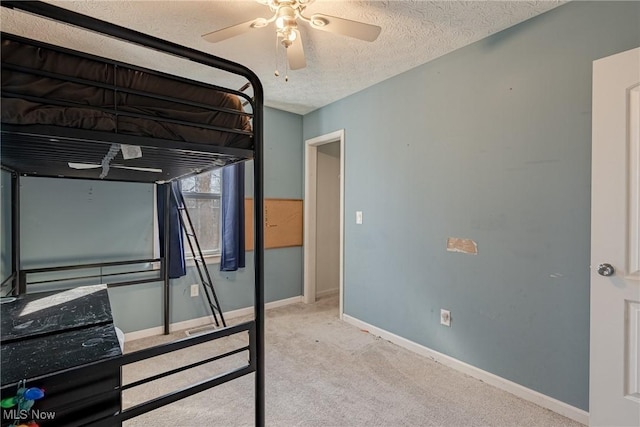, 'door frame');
303,129,345,317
